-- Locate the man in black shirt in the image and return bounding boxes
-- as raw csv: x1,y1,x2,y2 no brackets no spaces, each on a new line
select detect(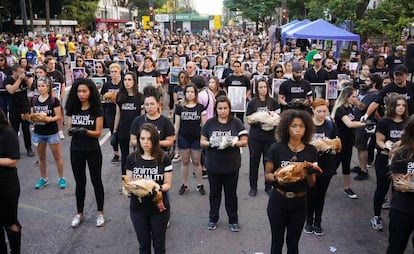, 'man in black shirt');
385,45,404,76
324,58,338,80
4,65,34,156
304,54,329,83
